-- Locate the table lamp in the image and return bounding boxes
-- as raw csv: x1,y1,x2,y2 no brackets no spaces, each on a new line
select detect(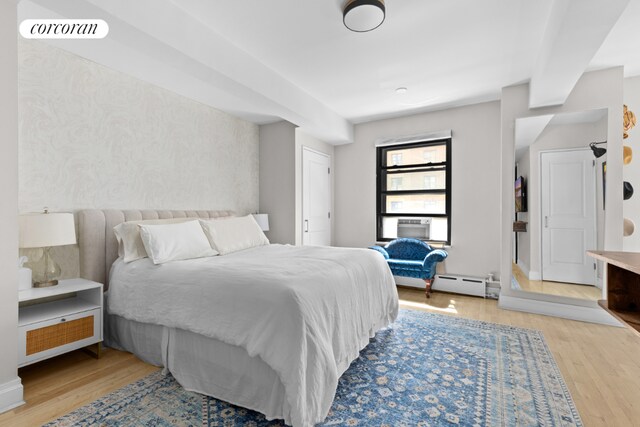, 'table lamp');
18,210,76,287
